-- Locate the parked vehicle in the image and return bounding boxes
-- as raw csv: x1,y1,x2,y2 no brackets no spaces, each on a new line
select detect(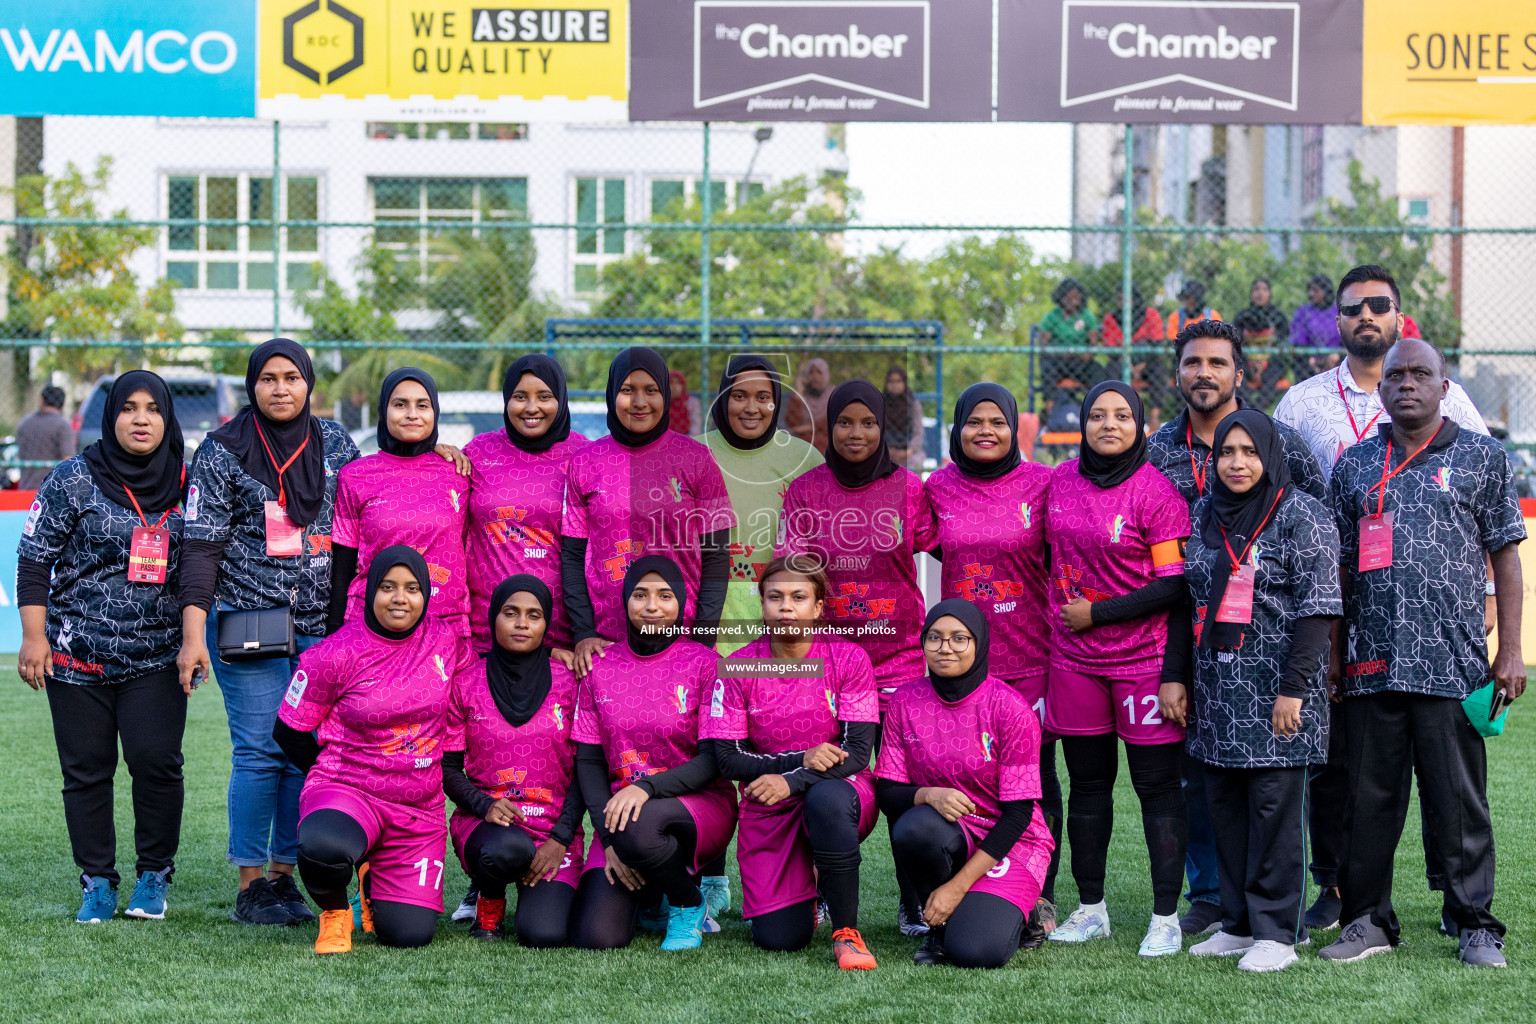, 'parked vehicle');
75,374,246,455
350,391,610,455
